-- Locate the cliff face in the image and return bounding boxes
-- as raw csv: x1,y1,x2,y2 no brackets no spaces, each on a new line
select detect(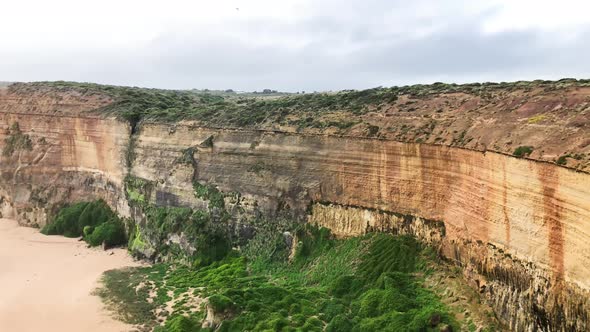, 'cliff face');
1,82,589,331
0,87,128,225
128,123,590,331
